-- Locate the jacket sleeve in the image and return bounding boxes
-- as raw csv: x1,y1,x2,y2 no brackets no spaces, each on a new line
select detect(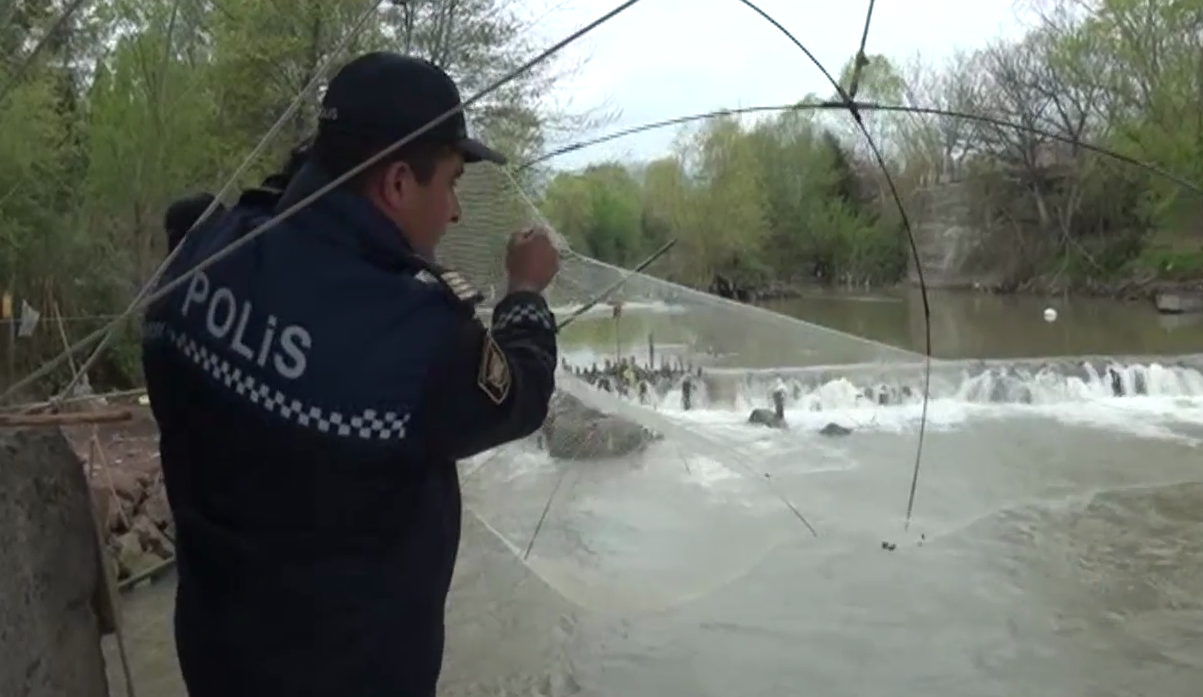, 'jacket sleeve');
411,290,558,461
